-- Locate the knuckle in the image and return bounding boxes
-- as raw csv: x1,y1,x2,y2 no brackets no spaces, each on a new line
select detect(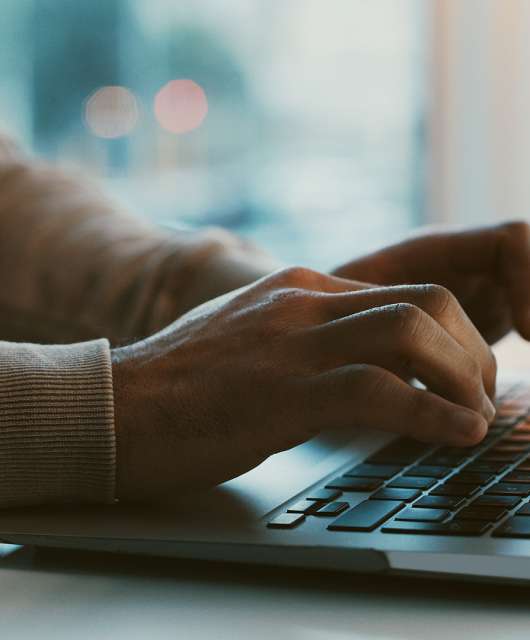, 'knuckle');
272,266,317,286
267,288,326,327
384,303,424,343
353,364,389,396
416,283,455,317
461,353,483,389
